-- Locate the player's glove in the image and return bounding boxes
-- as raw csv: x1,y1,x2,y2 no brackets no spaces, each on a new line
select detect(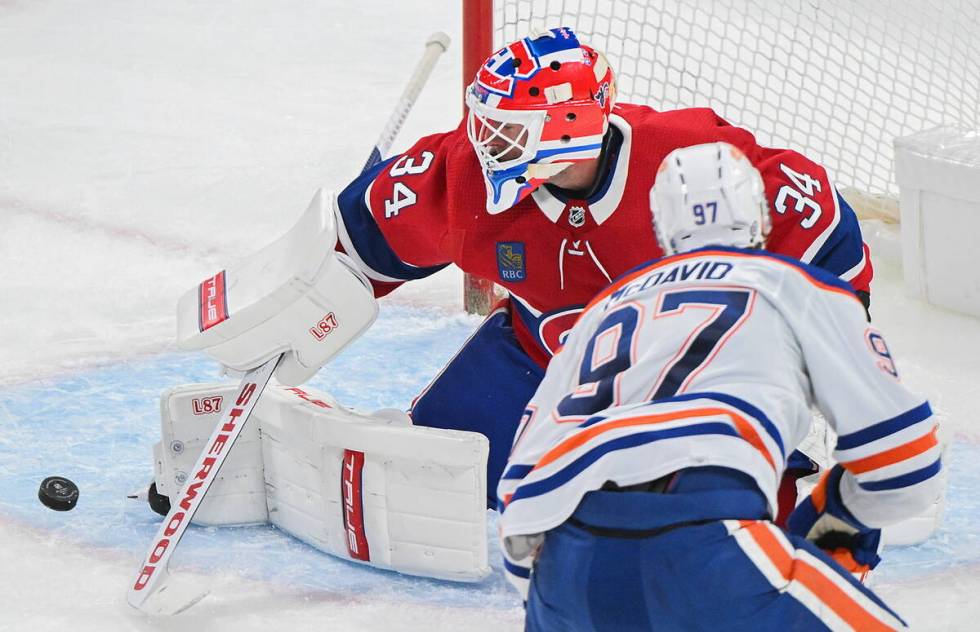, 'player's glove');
786,464,882,577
